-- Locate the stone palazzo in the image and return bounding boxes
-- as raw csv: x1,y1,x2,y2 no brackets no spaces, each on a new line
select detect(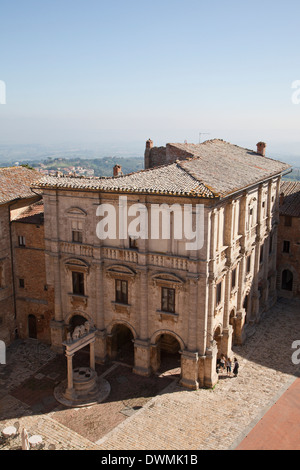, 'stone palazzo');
33,139,290,389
